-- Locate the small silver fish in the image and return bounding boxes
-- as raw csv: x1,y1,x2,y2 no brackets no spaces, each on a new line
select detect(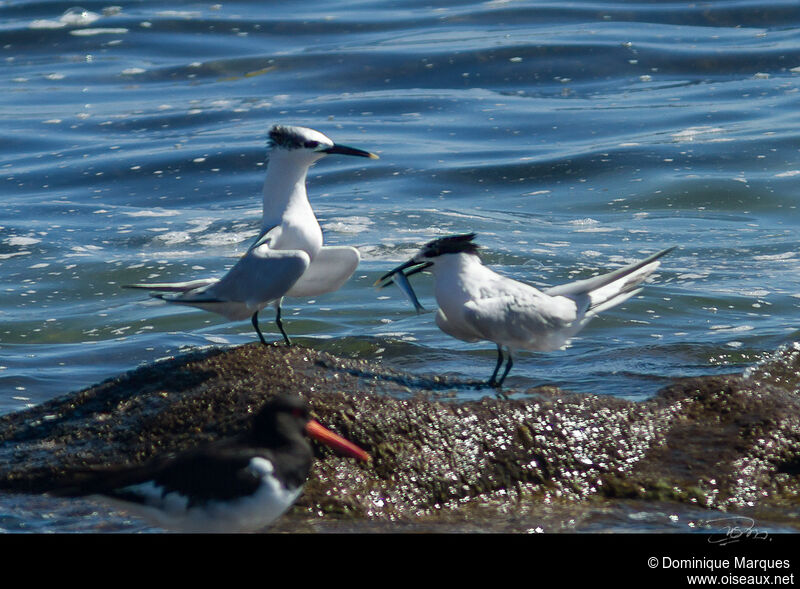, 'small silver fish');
392,269,425,313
